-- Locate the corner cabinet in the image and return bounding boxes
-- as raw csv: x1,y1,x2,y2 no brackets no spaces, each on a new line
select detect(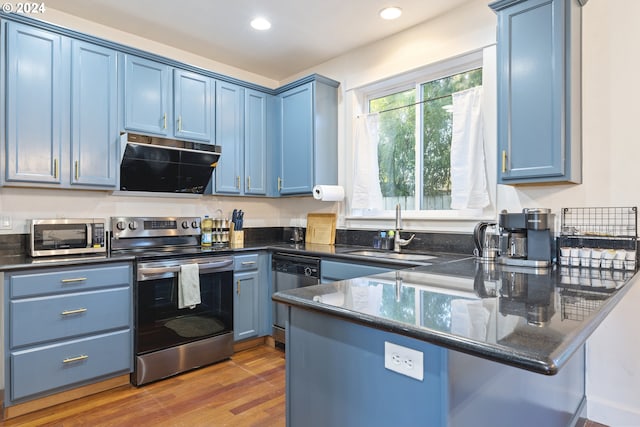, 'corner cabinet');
490,0,583,184
276,76,339,195
3,21,118,189
122,54,213,142
233,252,272,341
3,262,133,416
